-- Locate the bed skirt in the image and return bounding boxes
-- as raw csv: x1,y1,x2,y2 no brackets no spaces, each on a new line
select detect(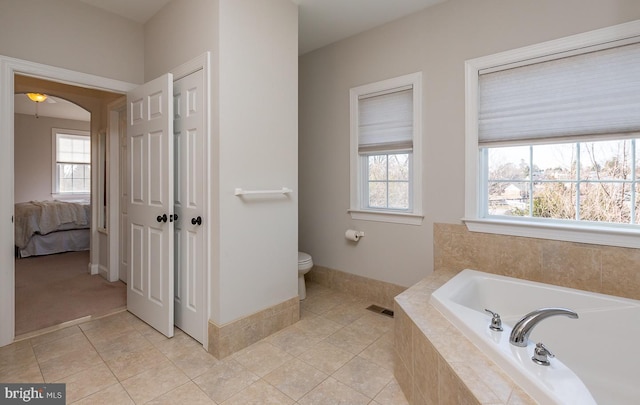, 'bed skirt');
18,229,90,258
